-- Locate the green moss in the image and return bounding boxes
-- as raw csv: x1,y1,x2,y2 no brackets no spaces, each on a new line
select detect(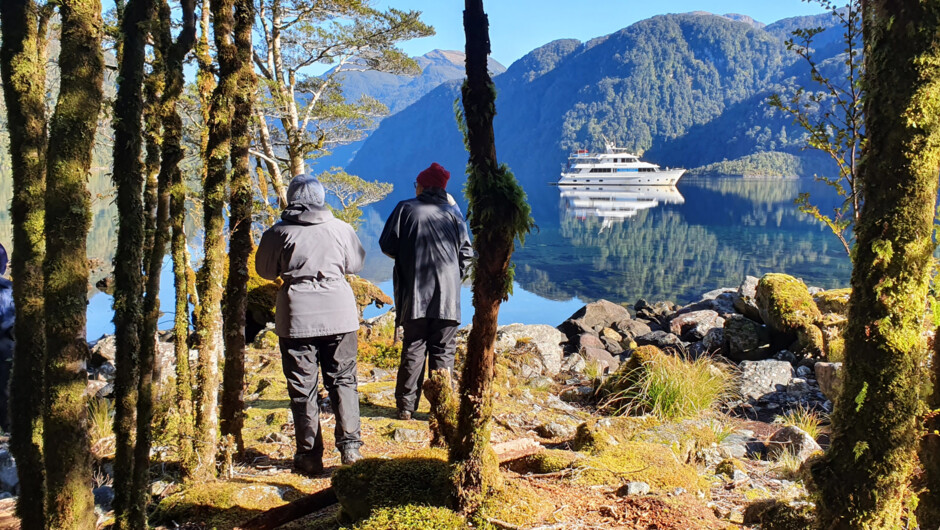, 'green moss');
348,275,393,314
331,449,453,522
756,273,825,356
814,288,852,315
475,478,550,527
571,420,618,454
573,440,709,493
511,449,582,474
744,498,815,530
153,480,289,528
349,505,466,530
715,458,746,478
